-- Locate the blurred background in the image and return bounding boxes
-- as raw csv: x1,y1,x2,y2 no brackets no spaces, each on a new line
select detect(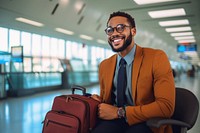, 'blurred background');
0,0,199,133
